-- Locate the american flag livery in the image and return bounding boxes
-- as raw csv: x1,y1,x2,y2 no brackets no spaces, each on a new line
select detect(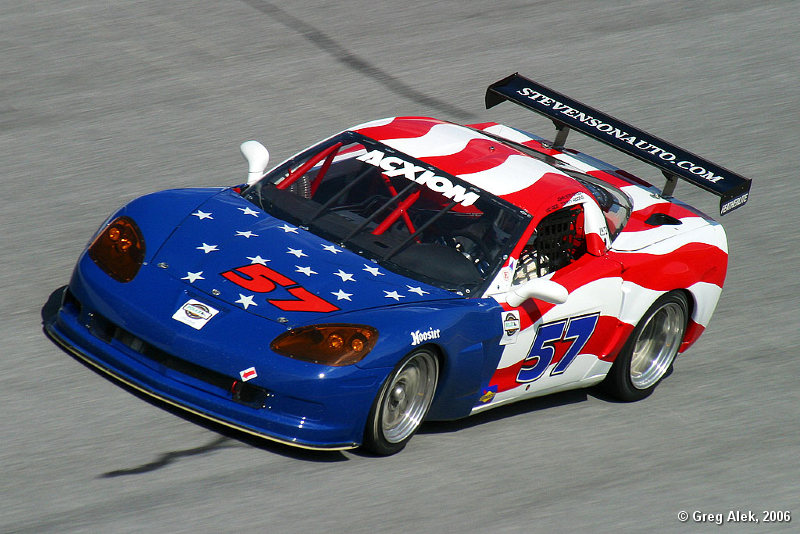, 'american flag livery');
155,192,451,321
46,76,744,454
350,116,727,413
